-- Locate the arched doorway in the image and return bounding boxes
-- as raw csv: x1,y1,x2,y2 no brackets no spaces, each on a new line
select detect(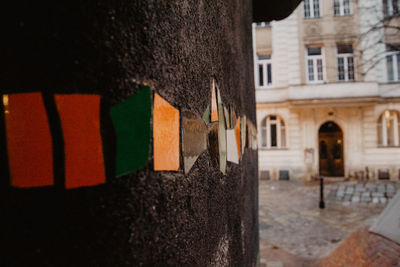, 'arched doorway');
318,121,344,177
